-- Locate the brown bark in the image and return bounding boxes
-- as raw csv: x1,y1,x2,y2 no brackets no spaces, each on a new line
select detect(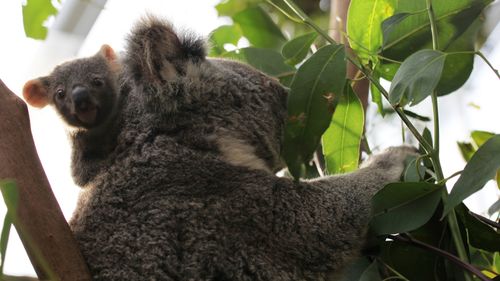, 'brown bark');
0,79,91,281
